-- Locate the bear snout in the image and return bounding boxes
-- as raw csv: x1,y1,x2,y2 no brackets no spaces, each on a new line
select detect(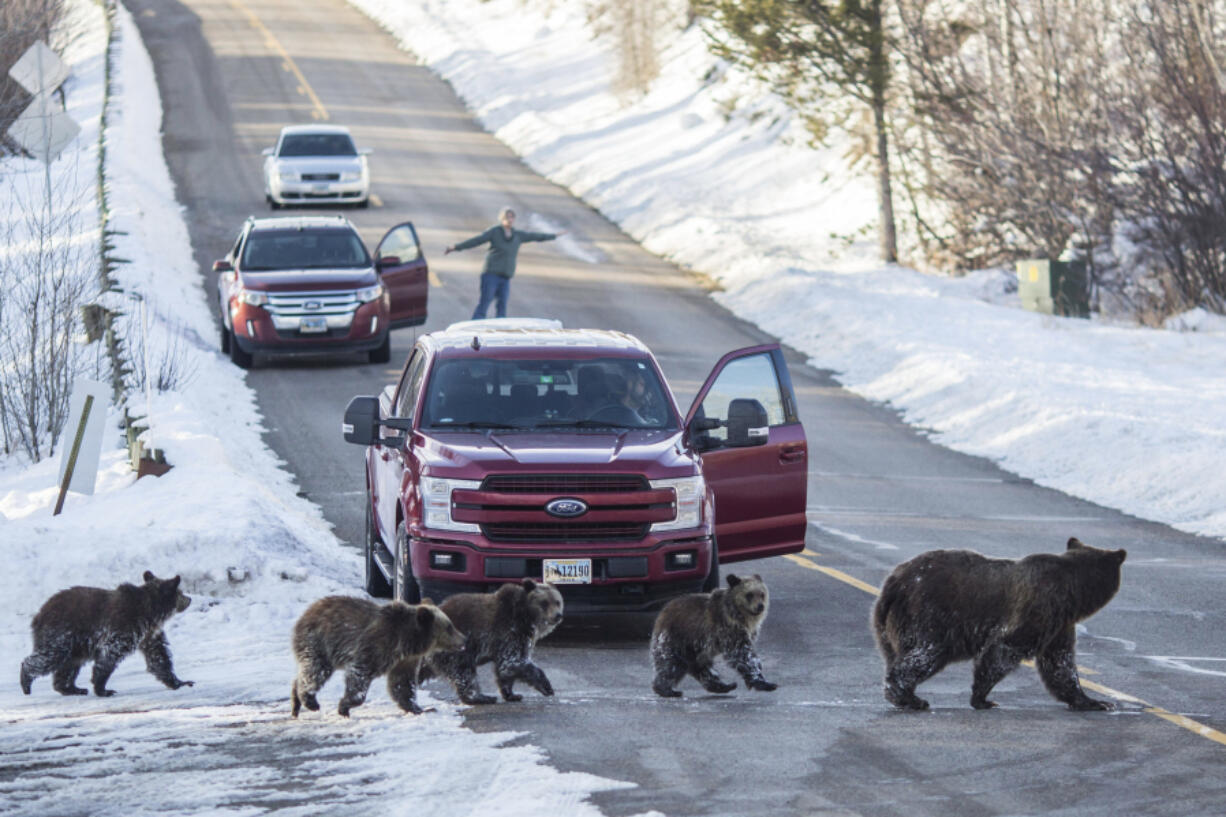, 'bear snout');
176,593,191,613
752,604,765,615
